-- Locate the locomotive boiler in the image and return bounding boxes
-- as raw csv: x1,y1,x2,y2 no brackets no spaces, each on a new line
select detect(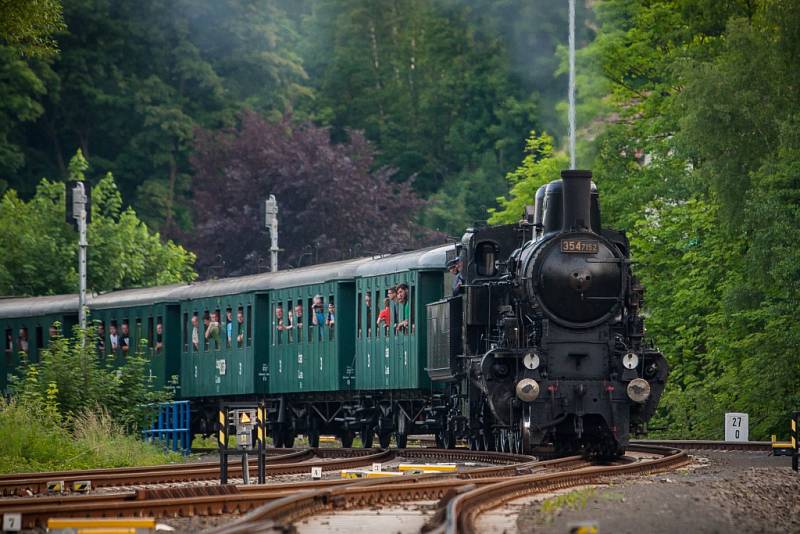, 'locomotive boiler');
427,169,667,456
